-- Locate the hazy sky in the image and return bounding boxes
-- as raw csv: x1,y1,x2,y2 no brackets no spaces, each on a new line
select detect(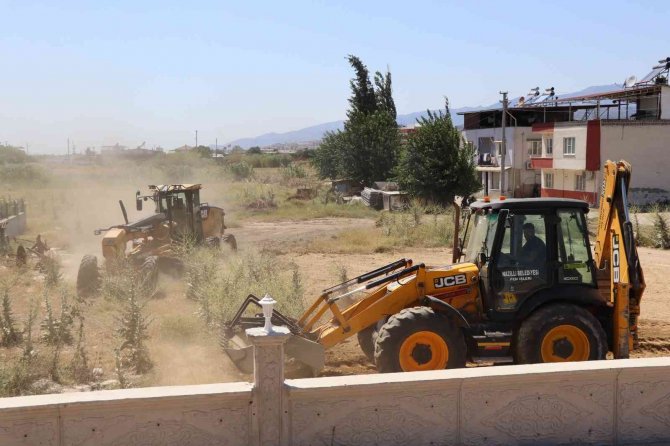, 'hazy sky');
1,0,668,153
